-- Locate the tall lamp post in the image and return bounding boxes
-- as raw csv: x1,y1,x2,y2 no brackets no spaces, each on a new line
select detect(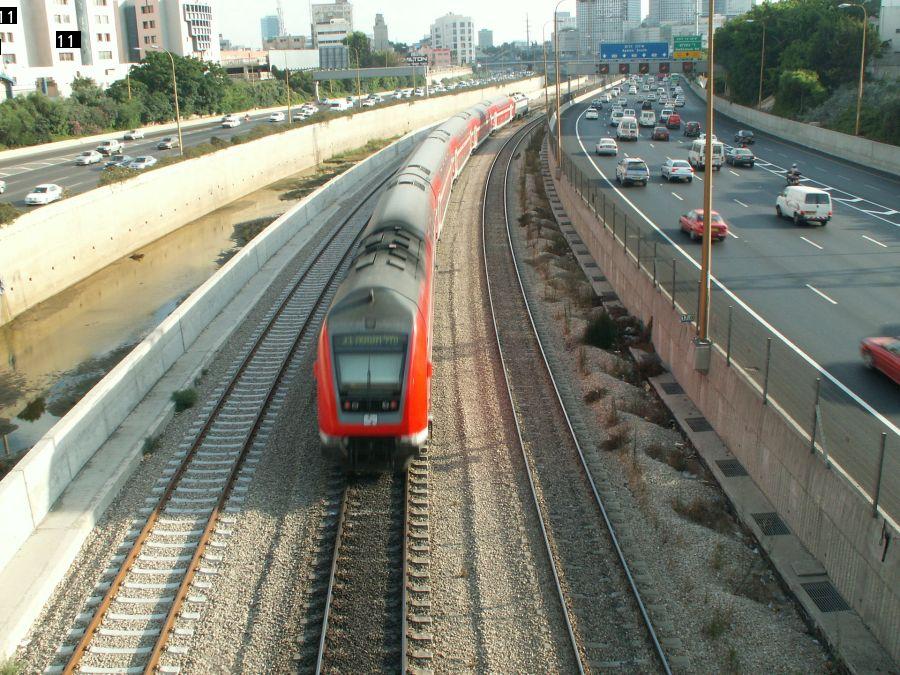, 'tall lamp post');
745,18,766,108
839,3,868,136
553,0,568,166
350,47,362,108
542,20,552,112
147,46,183,156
